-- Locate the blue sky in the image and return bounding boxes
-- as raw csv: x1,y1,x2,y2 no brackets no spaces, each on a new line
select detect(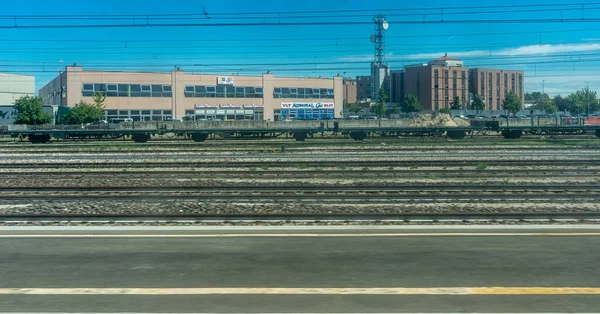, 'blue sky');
2,0,600,96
